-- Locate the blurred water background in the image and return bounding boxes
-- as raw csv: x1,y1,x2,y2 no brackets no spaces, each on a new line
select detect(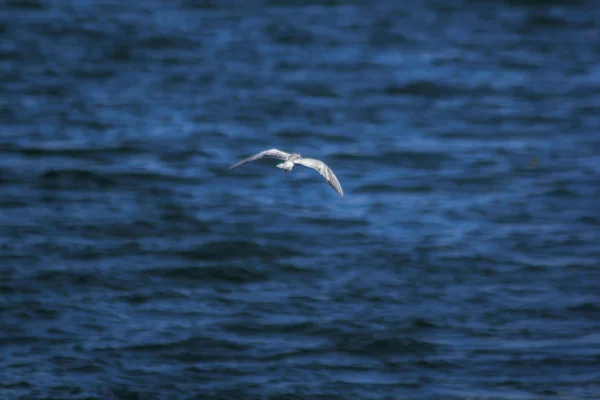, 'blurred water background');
1,0,600,399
